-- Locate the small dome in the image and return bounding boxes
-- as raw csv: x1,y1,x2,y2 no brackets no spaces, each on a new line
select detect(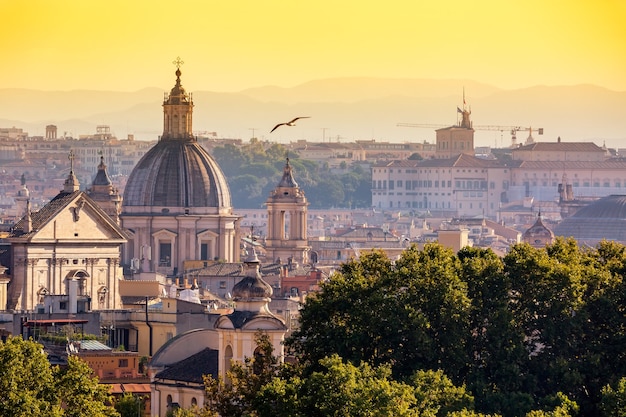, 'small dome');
523,216,554,239
232,253,273,301
92,157,113,186
278,158,298,188
231,275,273,301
